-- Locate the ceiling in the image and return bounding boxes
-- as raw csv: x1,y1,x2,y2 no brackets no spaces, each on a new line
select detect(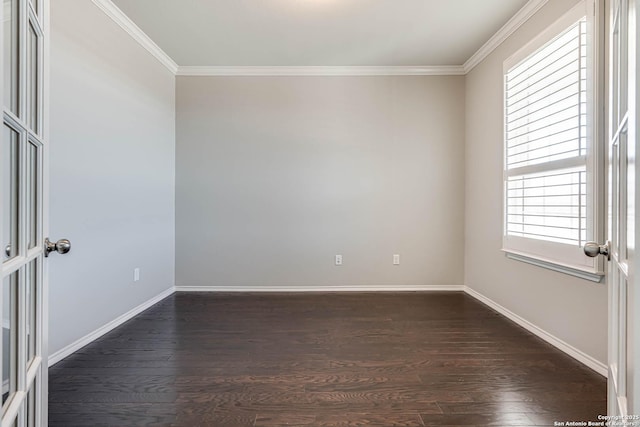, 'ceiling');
110,0,529,67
